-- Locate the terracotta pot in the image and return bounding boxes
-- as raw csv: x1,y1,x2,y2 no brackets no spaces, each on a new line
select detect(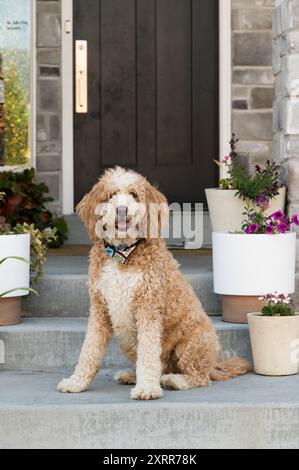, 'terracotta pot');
248,313,299,376
222,295,264,324
206,187,286,233
0,297,22,326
